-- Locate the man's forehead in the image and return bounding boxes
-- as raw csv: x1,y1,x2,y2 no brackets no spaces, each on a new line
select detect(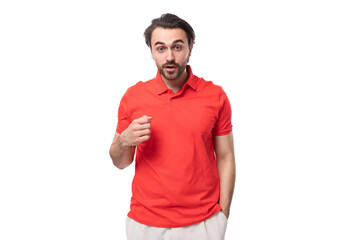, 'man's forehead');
151,27,187,45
